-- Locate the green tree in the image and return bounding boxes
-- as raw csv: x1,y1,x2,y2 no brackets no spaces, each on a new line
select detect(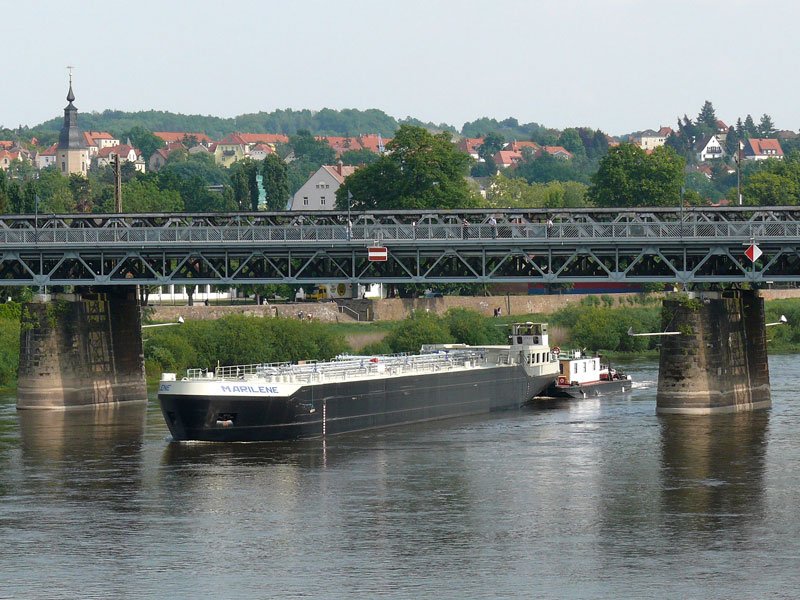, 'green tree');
477,132,505,162
336,125,480,210
104,179,183,212
444,308,505,345
69,174,91,212
261,154,290,211
588,144,684,207
557,128,587,159
339,148,379,166
120,126,165,161
0,169,10,213
744,114,758,138
384,311,454,353
758,113,776,138
697,100,717,130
